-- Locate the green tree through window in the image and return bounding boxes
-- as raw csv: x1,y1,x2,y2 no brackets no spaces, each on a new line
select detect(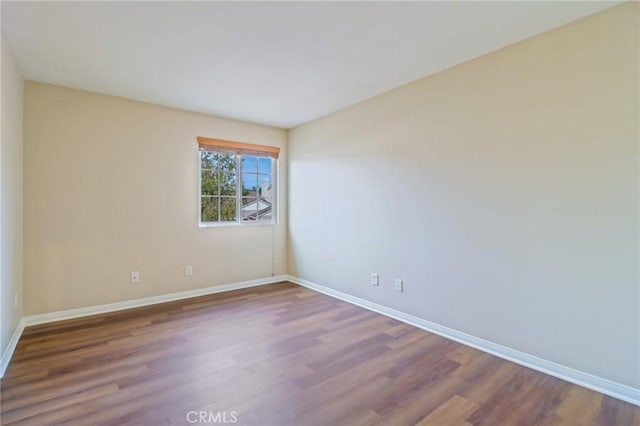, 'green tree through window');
200,151,237,222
